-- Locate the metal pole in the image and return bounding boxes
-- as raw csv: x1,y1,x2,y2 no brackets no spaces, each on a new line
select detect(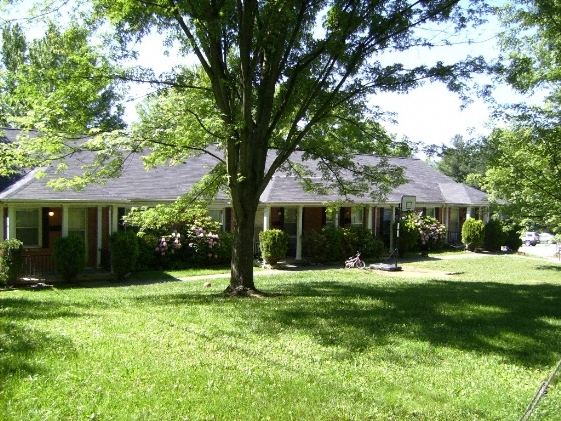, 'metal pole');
395,204,401,268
